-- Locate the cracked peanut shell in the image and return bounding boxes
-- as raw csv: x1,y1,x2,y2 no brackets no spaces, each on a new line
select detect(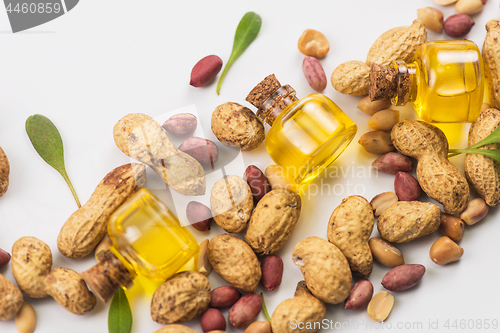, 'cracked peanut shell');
58,163,146,259
244,189,301,255
210,175,253,233
208,234,261,293
377,201,440,243
151,271,211,324
0,147,9,197
327,195,374,278
271,281,326,333
465,108,500,206
293,236,351,304
211,102,265,151
113,113,205,196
